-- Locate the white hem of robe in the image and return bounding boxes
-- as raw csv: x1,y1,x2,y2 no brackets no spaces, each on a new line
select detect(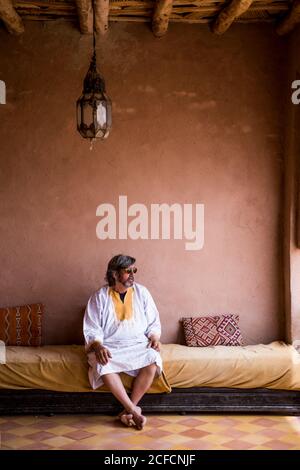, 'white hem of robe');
88,346,162,389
